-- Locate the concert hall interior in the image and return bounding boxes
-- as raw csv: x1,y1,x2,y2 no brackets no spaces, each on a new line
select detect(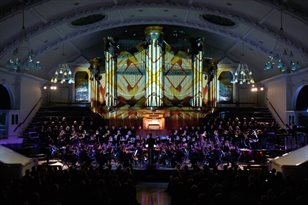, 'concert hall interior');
0,0,308,204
